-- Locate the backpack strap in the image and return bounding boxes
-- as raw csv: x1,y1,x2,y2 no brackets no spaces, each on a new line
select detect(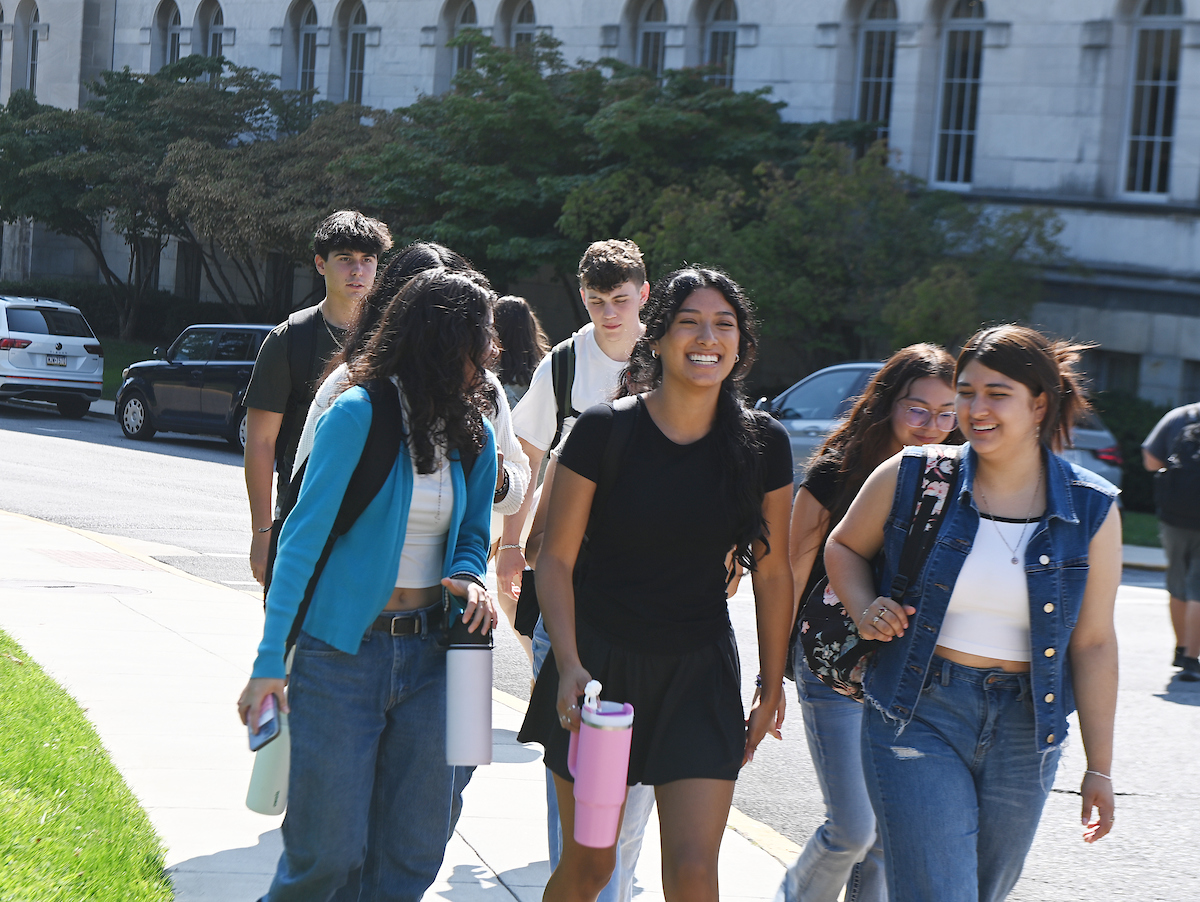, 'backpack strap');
888,446,960,603
549,338,578,451
285,379,404,654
